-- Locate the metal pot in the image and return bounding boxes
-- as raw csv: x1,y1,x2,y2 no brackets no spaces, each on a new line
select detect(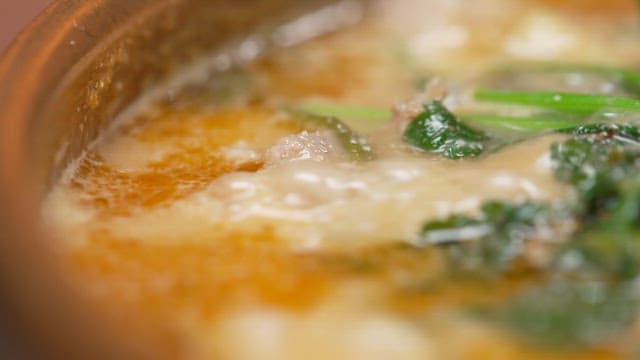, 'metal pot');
0,0,338,357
